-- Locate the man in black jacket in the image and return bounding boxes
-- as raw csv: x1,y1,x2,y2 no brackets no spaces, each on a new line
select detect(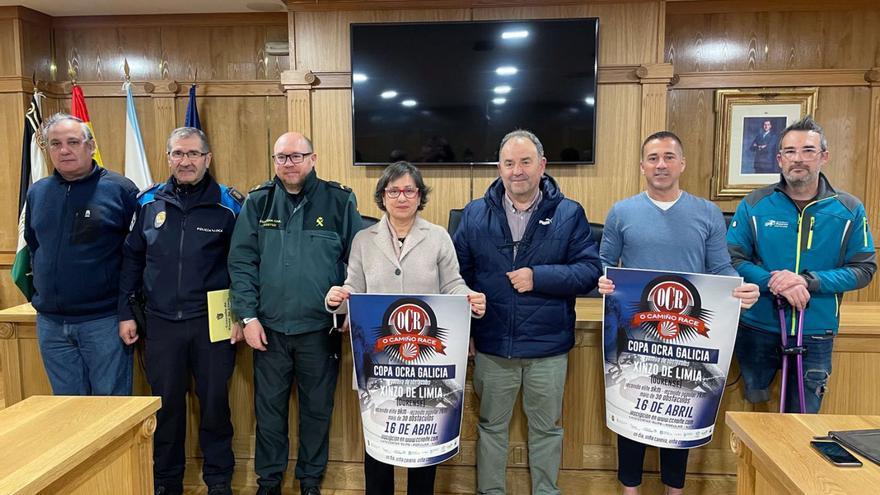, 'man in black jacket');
25,113,139,396
118,127,244,495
